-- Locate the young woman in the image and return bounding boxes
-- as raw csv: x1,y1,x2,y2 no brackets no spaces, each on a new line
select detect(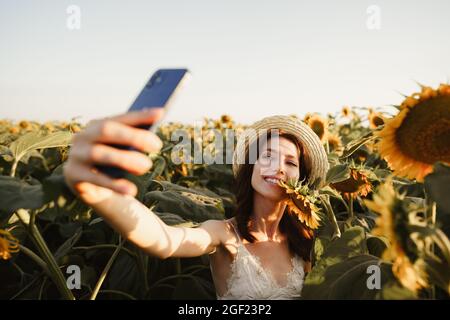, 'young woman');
63,109,328,299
